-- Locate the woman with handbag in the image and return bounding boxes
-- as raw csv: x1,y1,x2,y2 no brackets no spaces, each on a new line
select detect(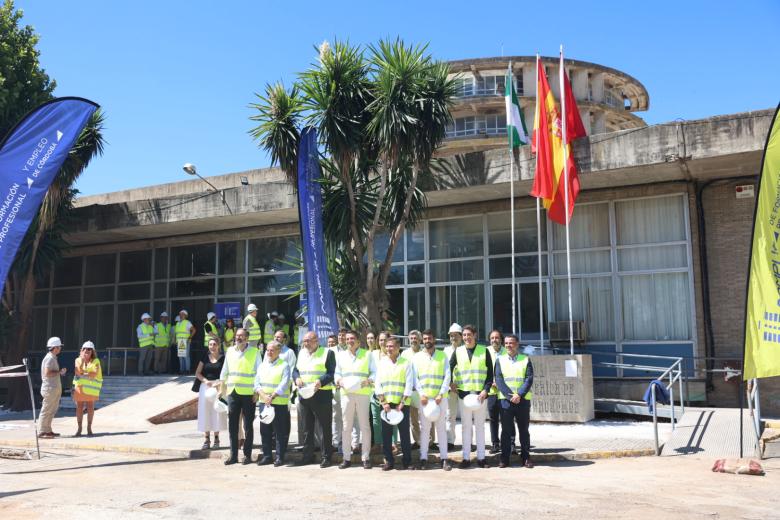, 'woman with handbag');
194,338,227,449
73,341,102,437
